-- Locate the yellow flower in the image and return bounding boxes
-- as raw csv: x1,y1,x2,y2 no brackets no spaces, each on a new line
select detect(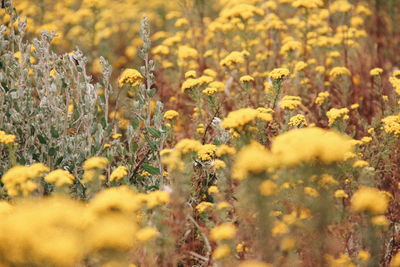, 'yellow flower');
164,110,179,120
83,157,109,171
329,67,351,79
220,51,246,69
217,201,231,210
210,222,237,241
45,169,75,187
358,250,370,261
202,87,218,96
238,260,272,267
292,0,323,9
0,131,16,144
315,91,330,105
326,108,349,126
391,252,400,267
352,160,369,168
221,108,272,132
136,227,159,242
232,141,276,180
240,75,254,83
279,96,302,110
371,215,389,226
382,114,400,136
272,221,289,236
269,68,290,80
208,186,219,194
271,127,354,167
109,166,128,182
351,187,389,214
212,244,231,260
112,133,122,139
197,144,217,161
118,68,143,87
370,68,383,76
288,114,307,127
334,190,349,198
216,145,236,157
259,180,278,196
195,201,213,213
